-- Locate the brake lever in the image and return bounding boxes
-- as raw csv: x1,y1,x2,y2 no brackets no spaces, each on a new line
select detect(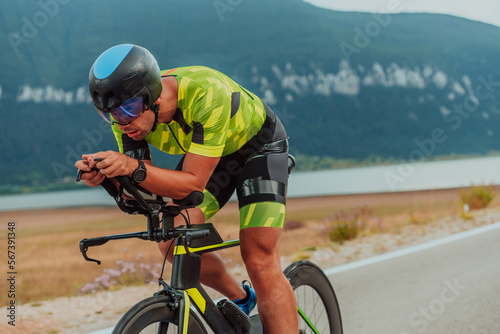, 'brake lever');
81,249,102,265
79,240,102,265
79,237,113,265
